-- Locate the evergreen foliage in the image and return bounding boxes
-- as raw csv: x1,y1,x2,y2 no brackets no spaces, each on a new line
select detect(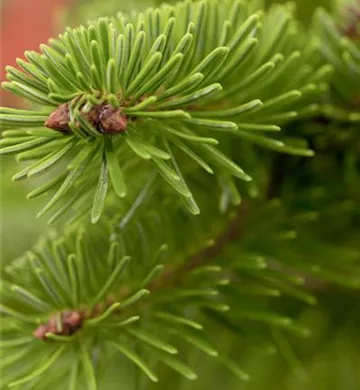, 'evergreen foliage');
69,0,170,24
0,0,360,389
